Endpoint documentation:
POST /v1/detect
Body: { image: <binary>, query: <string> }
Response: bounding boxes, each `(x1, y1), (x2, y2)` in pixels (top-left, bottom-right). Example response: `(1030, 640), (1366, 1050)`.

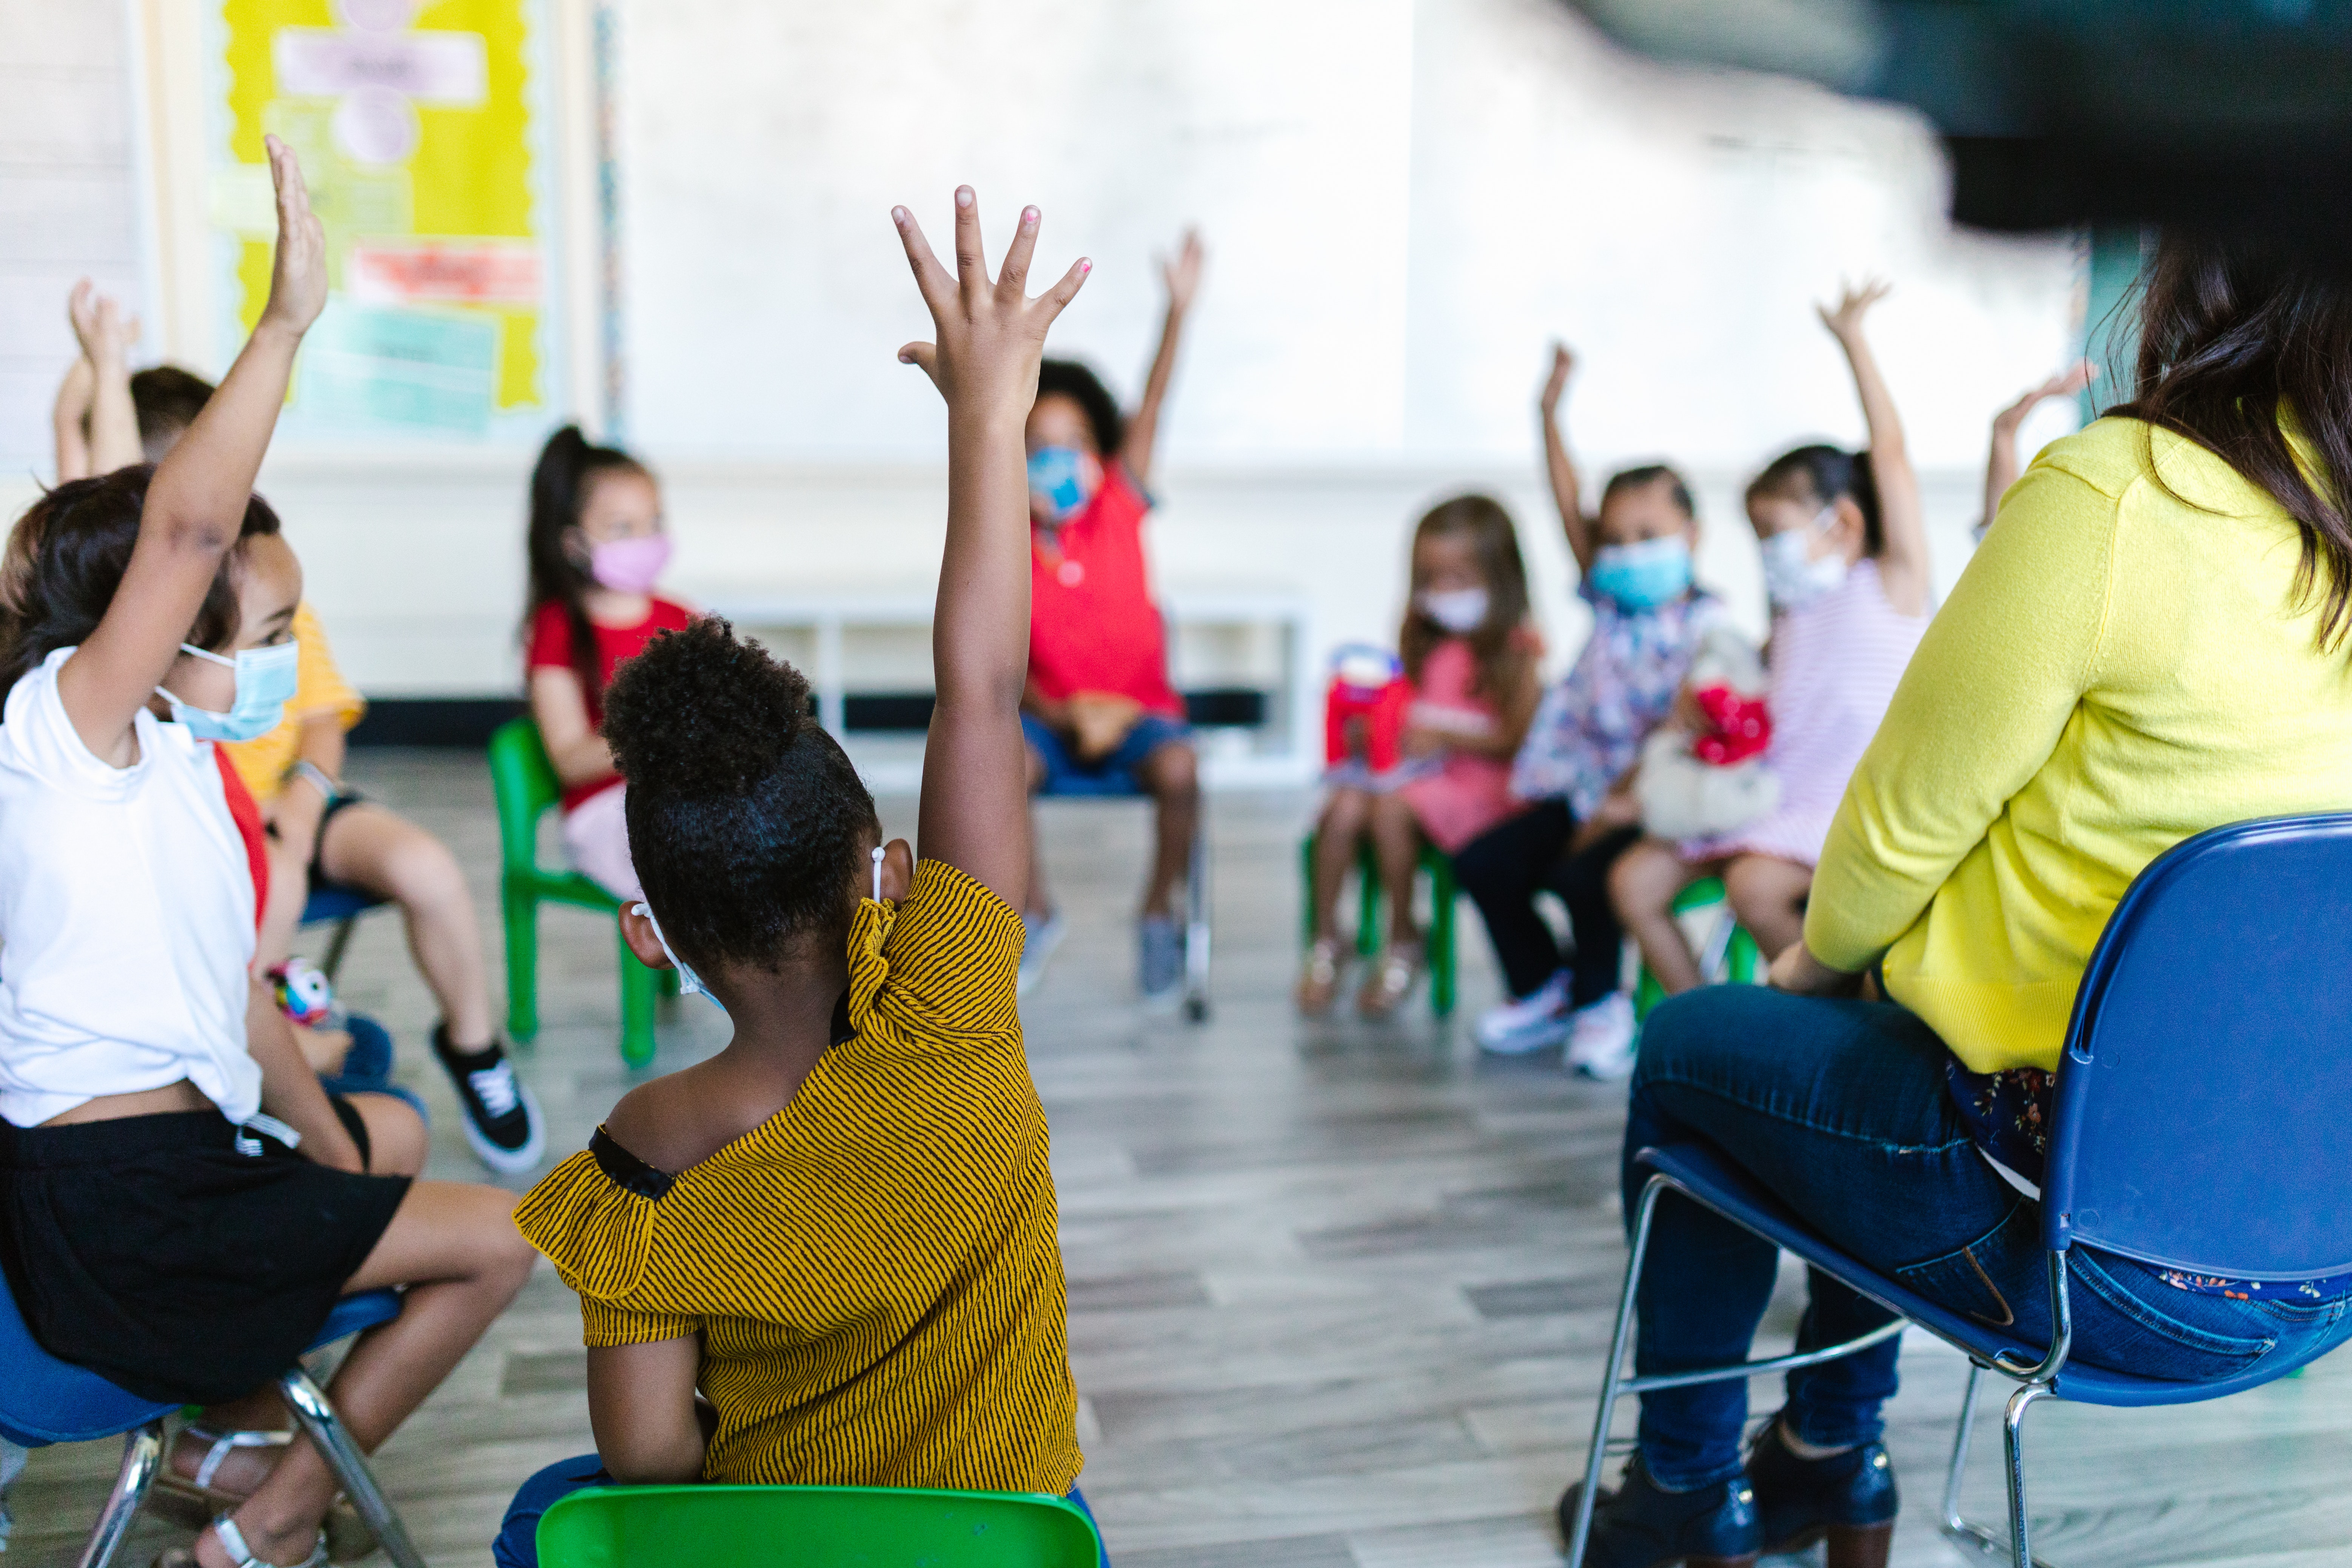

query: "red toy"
(1690, 685), (1772, 767)
(1324, 645), (1412, 773)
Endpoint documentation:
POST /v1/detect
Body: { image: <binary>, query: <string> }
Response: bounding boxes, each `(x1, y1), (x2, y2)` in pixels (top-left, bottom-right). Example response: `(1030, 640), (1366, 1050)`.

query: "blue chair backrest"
(0, 1265), (172, 1448)
(2045, 813), (2352, 1279)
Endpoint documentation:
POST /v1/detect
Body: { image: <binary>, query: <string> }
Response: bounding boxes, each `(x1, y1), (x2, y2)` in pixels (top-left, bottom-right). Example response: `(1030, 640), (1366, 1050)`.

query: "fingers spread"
(1035, 256), (1091, 322)
(998, 205), (1041, 299)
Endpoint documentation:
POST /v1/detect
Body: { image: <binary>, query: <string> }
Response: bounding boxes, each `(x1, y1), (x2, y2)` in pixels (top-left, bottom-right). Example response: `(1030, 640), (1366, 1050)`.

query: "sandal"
(1296, 937), (1346, 1015)
(154, 1514), (327, 1568)
(1357, 940), (1423, 1019)
(150, 1429), (375, 1563)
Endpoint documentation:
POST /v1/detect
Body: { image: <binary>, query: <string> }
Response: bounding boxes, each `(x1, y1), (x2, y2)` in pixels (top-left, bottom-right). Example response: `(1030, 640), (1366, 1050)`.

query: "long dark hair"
(2115, 233), (2352, 652)
(1399, 493), (1533, 701)
(526, 424), (649, 699)
(1, 465), (281, 696)
(1747, 444), (1884, 556)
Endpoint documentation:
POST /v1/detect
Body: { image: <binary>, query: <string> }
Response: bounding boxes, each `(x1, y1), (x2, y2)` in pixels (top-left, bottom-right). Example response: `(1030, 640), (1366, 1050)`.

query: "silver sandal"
(154, 1514), (328, 1568)
(150, 1428), (375, 1563)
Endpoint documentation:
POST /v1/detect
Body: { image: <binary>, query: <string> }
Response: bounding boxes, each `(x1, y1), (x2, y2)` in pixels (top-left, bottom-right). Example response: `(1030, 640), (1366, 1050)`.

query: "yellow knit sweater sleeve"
(1804, 460), (2119, 970)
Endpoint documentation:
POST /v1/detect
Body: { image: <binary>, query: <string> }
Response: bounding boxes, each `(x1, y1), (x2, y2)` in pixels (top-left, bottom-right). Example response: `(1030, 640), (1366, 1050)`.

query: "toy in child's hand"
(1324, 645), (1413, 775)
(270, 958), (337, 1028)
(1636, 623), (1782, 839)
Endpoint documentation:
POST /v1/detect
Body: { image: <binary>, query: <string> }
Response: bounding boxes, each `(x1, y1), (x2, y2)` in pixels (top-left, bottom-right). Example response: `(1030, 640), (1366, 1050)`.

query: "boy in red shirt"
(1021, 229), (1203, 1001)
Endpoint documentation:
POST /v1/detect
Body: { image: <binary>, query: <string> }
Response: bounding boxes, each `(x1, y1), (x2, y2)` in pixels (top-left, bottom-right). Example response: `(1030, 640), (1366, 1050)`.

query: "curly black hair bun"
(602, 617), (878, 977)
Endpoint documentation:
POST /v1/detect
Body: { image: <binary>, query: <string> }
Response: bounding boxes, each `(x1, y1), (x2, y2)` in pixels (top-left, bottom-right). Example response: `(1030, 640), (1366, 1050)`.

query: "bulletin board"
(206, 0), (565, 442)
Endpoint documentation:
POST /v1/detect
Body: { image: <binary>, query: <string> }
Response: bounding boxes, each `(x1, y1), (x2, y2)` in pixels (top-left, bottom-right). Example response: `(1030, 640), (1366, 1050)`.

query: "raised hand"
(1539, 341), (1575, 415)
(893, 188), (1089, 419)
(1818, 278), (1891, 342)
(259, 134), (328, 337)
(1161, 228), (1206, 316)
(66, 282), (136, 369)
(1995, 360), (2097, 432)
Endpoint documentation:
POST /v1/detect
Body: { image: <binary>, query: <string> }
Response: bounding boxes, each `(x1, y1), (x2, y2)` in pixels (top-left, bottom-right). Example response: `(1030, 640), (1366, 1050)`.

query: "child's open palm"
(259, 134), (327, 337)
(66, 282), (139, 368)
(1817, 278), (1890, 341)
(894, 189), (1088, 418)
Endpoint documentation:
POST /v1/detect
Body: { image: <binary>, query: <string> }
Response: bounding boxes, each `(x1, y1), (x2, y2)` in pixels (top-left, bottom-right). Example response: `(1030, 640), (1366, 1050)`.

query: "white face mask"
(1761, 505), (1850, 611)
(631, 901), (722, 1012)
(1416, 587), (1490, 634)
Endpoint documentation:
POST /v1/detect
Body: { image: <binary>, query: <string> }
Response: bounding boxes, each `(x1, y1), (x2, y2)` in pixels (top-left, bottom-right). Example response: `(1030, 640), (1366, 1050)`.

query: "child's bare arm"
(529, 667), (618, 788)
(895, 191), (1088, 910)
(1539, 343), (1597, 571)
(247, 981), (365, 1172)
(52, 352), (93, 483)
(58, 137), (325, 761)
(1118, 228), (1202, 487)
(588, 1338), (706, 1483)
(1819, 281), (1929, 616)
(66, 284), (143, 474)
(1982, 362), (2095, 534)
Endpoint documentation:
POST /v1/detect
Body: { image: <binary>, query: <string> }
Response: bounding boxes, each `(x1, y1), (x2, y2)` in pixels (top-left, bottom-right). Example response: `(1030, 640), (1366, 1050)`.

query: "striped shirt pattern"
(1682, 558), (1928, 868)
(514, 860), (1081, 1493)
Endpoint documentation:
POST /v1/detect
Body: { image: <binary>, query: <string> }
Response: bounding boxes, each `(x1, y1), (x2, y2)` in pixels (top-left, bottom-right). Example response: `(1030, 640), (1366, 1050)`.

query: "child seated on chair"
(1460, 344), (1730, 1079)
(498, 189), (1095, 1568)
(523, 424), (696, 904)
(68, 347), (546, 1174)
(1300, 495), (1541, 1020)
(1018, 228), (1203, 1002)
(1609, 282), (1933, 997)
(0, 143), (533, 1568)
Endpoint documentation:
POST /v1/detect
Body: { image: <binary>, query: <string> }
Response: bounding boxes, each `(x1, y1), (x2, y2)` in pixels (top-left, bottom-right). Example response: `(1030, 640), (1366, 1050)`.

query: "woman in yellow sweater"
(1561, 239), (2352, 1568)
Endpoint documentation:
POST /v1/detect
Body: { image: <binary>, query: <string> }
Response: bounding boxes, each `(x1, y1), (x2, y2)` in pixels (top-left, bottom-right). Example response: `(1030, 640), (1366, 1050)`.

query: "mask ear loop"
(872, 845), (885, 903)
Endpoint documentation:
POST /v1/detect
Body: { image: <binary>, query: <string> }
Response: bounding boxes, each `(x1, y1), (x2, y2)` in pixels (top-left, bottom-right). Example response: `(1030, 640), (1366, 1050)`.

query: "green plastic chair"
(489, 716), (668, 1069)
(1631, 875), (1762, 1023)
(536, 1484), (1104, 1568)
(1297, 832), (1460, 1016)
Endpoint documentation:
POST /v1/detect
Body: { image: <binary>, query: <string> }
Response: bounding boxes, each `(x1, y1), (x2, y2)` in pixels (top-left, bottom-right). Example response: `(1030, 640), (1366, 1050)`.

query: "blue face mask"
(156, 639), (300, 742)
(1587, 536), (1694, 610)
(1027, 446), (1091, 523)
(632, 901), (723, 1012)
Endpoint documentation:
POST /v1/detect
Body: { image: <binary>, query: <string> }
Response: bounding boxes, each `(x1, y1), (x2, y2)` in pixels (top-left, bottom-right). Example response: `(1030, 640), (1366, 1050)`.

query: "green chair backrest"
(536, 1485), (1104, 1568)
(488, 716), (564, 877)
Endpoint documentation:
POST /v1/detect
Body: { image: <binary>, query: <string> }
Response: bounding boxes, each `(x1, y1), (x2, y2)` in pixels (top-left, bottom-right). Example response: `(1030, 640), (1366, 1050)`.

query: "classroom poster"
(209, 0), (562, 441)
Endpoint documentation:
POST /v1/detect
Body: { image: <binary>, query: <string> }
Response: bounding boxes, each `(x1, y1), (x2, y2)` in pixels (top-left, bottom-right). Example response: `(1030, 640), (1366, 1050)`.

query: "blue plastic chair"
(301, 883), (389, 985)
(0, 1276), (423, 1568)
(1567, 813), (2352, 1568)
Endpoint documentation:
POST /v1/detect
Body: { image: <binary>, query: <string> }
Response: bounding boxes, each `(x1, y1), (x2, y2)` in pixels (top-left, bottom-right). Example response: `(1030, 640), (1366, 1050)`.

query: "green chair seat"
(536, 1483), (1103, 1568)
(489, 716), (668, 1068)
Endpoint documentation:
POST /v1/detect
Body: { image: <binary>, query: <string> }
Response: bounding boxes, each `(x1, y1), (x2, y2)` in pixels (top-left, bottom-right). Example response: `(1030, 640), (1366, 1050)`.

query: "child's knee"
(1144, 739), (1198, 800)
(1320, 787), (1371, 836)
(1608, 840), (1672, 910)
(353, 1093), (428, 1176)
(377, 826), (469, 910)
(1723, 856), (1808, 922)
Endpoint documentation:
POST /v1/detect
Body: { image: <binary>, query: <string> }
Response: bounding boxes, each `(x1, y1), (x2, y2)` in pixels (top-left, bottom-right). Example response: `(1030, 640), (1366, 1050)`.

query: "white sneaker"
(1475, 970), (1575, 1054)
(1017, 910), (1066, 998)
(1566, 992), (1638, 1080)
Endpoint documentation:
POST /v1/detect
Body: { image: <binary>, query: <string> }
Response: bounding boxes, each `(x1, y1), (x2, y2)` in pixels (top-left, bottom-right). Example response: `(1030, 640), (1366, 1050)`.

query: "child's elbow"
(599, 1434), (705, 1486)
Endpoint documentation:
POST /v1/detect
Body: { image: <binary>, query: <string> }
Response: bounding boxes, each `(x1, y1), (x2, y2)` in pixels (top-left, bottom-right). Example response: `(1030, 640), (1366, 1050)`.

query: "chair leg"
(2002, 1382), (2054, 1568)
(502, 886), (541, 1043)
(1355, 842), (1382, 957)
(279, 1368), (426, 1568)
(77, 1419), (163, 1568)
(320, 917), (360, 986)
(1566, 1175), (1667, 1568)
(1183, 819), (1211, 1023)
(1426, 855), (1456, 1017)
(1941, 1361), (1987, 1539)
(618, 934), (659, 1070)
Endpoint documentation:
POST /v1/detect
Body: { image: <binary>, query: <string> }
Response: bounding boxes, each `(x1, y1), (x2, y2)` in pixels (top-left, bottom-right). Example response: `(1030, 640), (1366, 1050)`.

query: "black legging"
(1450, 800), (1640, 1006)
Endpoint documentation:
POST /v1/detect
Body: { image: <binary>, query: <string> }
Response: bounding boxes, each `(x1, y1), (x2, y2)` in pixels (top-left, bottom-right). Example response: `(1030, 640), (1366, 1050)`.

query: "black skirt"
(0, 1108), (411, 1404)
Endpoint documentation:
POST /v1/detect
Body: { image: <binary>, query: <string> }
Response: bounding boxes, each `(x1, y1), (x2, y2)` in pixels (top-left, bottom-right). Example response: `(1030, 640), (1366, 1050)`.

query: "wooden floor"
(11, 752), (2352, 1566)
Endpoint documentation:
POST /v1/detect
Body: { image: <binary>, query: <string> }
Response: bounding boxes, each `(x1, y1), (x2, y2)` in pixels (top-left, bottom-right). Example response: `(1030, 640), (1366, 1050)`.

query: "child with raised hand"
(498, 189), (1095, 1565)
(0, 137), (532, 1568)
(522, 425), (695, 903)
(1980, 360), (2096, 539)
(1300, 494), (1543, 1020)
(1609, 281), (1933, 994)
(50, 280), (143, 482)
(1018, 228), (1203, 1002)
(1461, 343), (1731, 1075)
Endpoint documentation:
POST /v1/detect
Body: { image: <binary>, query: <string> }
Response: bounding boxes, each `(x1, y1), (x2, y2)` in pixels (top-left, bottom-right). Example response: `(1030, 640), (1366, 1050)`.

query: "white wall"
(2, 0), (2091, 761)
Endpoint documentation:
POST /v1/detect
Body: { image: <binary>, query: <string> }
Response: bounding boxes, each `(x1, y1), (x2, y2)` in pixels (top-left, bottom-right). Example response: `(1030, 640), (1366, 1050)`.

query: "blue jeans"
(1023, 711), (1190, 797)
(1625, 984), (2352, 1488)
(493, 1454), (1111, 1567)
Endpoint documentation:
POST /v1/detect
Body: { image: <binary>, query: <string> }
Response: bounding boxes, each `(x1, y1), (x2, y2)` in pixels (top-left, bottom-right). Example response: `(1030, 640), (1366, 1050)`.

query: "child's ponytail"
(524, 423), (648, 699)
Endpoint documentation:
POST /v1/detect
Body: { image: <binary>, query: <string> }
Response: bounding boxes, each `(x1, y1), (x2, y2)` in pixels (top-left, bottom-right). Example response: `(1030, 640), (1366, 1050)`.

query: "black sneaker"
(1556, 1453), (1761, 1568)
(1745, 1417), (1898, 1567)
(431, 1024), (546, 1174)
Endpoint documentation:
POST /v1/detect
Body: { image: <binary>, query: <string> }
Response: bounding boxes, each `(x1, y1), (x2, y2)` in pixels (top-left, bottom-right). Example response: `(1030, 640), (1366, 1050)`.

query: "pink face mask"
(589, 534), (671, 594)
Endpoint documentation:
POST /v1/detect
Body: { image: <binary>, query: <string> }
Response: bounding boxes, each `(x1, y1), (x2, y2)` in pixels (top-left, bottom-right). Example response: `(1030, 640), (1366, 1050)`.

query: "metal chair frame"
(1567, 813), (2352, 1568)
